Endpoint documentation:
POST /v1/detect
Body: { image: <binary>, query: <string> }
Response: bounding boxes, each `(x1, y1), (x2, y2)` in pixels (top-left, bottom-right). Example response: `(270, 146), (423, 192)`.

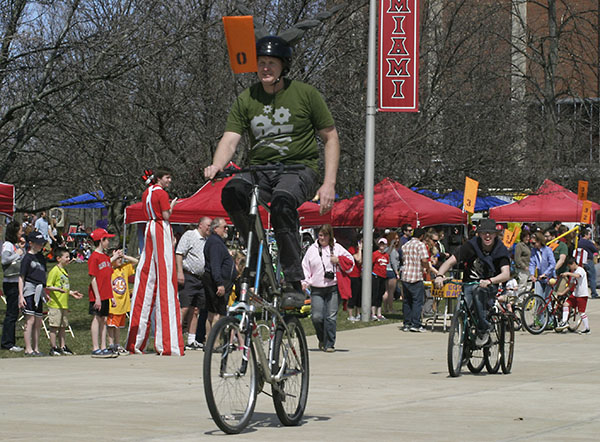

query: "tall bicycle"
(446, 280), (513, 377)
(203, 164), (309, 434)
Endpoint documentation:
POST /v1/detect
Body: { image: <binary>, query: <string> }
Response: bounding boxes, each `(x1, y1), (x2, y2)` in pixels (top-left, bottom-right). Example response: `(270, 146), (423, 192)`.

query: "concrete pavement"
(1, 302), (600, 441)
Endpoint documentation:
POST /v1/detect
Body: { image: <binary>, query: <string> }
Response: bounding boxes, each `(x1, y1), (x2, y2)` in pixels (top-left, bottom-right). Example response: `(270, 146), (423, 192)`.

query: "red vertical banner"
(378, 0), (420, 112)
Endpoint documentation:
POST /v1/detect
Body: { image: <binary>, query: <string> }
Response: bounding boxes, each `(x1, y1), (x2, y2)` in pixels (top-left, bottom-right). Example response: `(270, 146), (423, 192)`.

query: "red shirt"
(88, 251), (113, 301)
(372, 250), (389, 278)
(347, 246), (362, 278)
(142, 184), (170, 221)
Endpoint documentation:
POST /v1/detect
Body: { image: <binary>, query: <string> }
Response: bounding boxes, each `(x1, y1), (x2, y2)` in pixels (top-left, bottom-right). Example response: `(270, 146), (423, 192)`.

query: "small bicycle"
(203, 164), (309, 434)
(446, 280), (513, 377)
(520, 276), (581, 335)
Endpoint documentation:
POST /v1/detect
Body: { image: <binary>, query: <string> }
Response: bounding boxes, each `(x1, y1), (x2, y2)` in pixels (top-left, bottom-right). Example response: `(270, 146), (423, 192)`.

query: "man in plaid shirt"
(401, 227), (430, 332)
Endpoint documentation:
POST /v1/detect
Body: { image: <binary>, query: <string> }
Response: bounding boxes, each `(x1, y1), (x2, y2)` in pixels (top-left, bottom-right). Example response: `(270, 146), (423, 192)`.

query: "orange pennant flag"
(581, 200), (592, 224)
(222, 16), (257, 74)
(577, 180), (588, 201)
(463, 177), (479, 214)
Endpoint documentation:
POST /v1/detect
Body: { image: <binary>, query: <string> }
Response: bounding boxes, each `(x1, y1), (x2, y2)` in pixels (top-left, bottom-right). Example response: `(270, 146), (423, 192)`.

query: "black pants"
(1, 282), (19, 349)
(222, 166), (318, 282)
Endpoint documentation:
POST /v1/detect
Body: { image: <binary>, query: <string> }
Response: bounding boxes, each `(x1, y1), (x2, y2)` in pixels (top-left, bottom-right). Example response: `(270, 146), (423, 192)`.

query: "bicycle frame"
(221, 167), (304, 389)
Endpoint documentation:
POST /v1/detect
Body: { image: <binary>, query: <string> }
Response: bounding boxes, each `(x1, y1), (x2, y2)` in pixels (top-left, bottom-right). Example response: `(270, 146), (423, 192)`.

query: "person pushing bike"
(204, 35), (340, 298)
(435, 219), (511, 346)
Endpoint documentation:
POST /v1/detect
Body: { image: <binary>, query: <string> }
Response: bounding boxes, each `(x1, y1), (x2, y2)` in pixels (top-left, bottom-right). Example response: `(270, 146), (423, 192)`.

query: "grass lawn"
(1, 262), (406, 358)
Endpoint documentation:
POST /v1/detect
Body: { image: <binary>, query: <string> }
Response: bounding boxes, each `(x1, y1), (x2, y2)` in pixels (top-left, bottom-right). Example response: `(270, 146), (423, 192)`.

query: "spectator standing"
(175, 216), (211, 350)
(383, 234), (400, 314)
(401, 228), (429, 332)
(371, 238), (389, 321)
(346, 236), (362, 321)
(302, 224), (354, 352)
(1, 220), (25, 352)
(46, 247), (83, 355)
(202, 218), (237, 337)
(127, 167), (184, 356)
(88, 228), (119, 358)
(34, 210), (56, 247)
(18, 231), (48, 356)
(400, 224), (413, 246)
(514, 230), (531, 292)
(108, 251), (138, 355)
(529, 231), (556, 303)
(577, 228), (598, 298)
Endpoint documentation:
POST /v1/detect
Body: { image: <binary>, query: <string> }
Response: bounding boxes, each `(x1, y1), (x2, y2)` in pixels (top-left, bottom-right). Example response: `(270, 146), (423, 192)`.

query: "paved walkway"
(2, 302), (599, 441)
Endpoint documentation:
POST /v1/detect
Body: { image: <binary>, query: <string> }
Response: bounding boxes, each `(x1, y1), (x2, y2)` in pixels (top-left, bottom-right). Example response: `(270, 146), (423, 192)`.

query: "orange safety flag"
(581, 200), (592, 224)
(463, 176), (479, 214)
(577, 180), (588, 201)
(502, 224), (520, 248)
(222, 16), (257, 74)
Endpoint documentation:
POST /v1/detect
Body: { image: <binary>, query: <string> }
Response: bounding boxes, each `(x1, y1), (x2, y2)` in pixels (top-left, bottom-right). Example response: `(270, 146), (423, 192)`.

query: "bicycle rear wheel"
(521, 294), (548, 334)
(272, 316), (309, 426)
(484, 317), (502, 374)
(447, 307), (466, 377)
(501, 317), (515, 374)
(203, 316), (258, 434)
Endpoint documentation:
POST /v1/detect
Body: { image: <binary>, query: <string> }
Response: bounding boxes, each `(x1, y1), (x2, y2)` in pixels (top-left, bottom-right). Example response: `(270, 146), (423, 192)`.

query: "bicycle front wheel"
(501, 316), (515, 374)
(272, 316), (309, 426)
(467, 347), (485, 374)
(203, 316), (258, 434)
(484, 317), (502, 374)
(521, 294), (548, 334)
(567, 308), (582, 332)
(447, 307), (466, 377)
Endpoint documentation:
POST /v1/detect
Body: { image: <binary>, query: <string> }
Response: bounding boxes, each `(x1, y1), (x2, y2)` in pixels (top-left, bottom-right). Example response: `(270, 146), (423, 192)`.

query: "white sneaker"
(555, 321), (568, 332)
(8, 345), (24, 352)
(355, 314), (361, 321)
(347, 315), (356, 322)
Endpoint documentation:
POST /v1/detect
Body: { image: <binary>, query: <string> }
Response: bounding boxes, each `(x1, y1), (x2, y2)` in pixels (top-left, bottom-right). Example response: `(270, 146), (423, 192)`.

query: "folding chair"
(42, 288), (75, 339)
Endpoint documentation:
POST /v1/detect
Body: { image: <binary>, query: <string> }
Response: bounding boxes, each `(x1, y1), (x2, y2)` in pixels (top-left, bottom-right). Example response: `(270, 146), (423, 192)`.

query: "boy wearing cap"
(434, 219), (511, 346)
(18, 231), (48, 356)
(88, 228), (119, 358)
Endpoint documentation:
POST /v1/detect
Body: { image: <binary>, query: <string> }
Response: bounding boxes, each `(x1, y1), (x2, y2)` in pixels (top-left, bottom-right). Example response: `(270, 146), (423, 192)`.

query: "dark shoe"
(50, 347), (62, 356)
(61, 345), (74, 355)
(475, 332), (490, 347)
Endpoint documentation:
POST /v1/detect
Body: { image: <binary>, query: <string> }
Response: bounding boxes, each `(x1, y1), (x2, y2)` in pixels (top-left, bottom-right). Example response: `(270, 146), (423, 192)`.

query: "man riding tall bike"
(203, 35), (340, 300)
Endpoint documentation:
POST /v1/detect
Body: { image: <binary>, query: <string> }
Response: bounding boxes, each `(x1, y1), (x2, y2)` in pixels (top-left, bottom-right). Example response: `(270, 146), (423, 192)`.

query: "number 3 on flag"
(223, 16), (257, 74)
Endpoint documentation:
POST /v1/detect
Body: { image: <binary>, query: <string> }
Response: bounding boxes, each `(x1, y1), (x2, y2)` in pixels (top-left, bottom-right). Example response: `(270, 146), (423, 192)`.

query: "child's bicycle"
(520, 276), (582, 335)
(446, 279), (514, 377)
(203, 164), (309, 434)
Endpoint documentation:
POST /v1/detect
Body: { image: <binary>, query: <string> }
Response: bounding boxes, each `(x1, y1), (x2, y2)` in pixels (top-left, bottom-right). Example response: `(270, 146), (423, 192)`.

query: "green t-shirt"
(224, 79), (335, 172)
(553, 241), (568, 275)
(46, 265), (70, 309)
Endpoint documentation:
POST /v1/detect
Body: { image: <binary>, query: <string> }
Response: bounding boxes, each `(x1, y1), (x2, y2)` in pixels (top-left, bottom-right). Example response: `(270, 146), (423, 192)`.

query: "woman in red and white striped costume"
(126, 167), (184, 355)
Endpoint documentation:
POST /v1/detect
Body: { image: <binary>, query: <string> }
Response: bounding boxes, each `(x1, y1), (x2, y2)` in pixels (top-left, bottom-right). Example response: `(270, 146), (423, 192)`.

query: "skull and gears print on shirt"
(224, 78), (335, 173)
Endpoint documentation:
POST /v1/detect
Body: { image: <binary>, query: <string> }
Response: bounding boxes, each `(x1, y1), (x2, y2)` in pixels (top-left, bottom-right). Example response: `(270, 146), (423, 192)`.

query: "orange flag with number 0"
(222, 16), (257, 74)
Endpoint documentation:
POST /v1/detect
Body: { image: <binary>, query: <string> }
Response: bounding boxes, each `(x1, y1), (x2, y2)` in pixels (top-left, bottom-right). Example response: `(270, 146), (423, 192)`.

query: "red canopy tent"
(0, 182), (15, 217)
(331, 178), (467, 227)
(489, 179), (600, 223)
(125, 179), (330, 227)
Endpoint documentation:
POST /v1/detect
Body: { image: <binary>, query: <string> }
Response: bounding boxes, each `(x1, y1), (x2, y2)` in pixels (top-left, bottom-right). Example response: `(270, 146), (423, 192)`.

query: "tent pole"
(122, 209), (127, 253)
(361, 0), (377, 322)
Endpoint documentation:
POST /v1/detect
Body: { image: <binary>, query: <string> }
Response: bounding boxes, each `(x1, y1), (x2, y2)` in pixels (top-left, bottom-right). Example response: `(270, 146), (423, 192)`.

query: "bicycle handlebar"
(214, 163), (305, 180)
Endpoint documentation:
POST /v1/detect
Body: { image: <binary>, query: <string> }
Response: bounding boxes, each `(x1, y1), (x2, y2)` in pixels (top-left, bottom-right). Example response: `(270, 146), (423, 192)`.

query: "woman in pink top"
(302, 224), (354, 352)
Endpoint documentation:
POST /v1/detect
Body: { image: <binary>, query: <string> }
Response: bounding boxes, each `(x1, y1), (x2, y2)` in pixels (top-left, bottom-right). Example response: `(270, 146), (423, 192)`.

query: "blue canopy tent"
(58, 190), (106, 209)
(436, 190), (509, 212)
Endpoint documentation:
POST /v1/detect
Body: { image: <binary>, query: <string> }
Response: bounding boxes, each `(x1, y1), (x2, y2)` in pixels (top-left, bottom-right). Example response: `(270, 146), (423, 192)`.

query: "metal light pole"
(361, 0), (377, 322)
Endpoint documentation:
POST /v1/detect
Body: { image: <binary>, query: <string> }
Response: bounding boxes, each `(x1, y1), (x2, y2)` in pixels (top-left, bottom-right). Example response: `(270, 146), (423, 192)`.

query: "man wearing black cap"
(204, 35), (340, 298)
(434, 219), (510, 346)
